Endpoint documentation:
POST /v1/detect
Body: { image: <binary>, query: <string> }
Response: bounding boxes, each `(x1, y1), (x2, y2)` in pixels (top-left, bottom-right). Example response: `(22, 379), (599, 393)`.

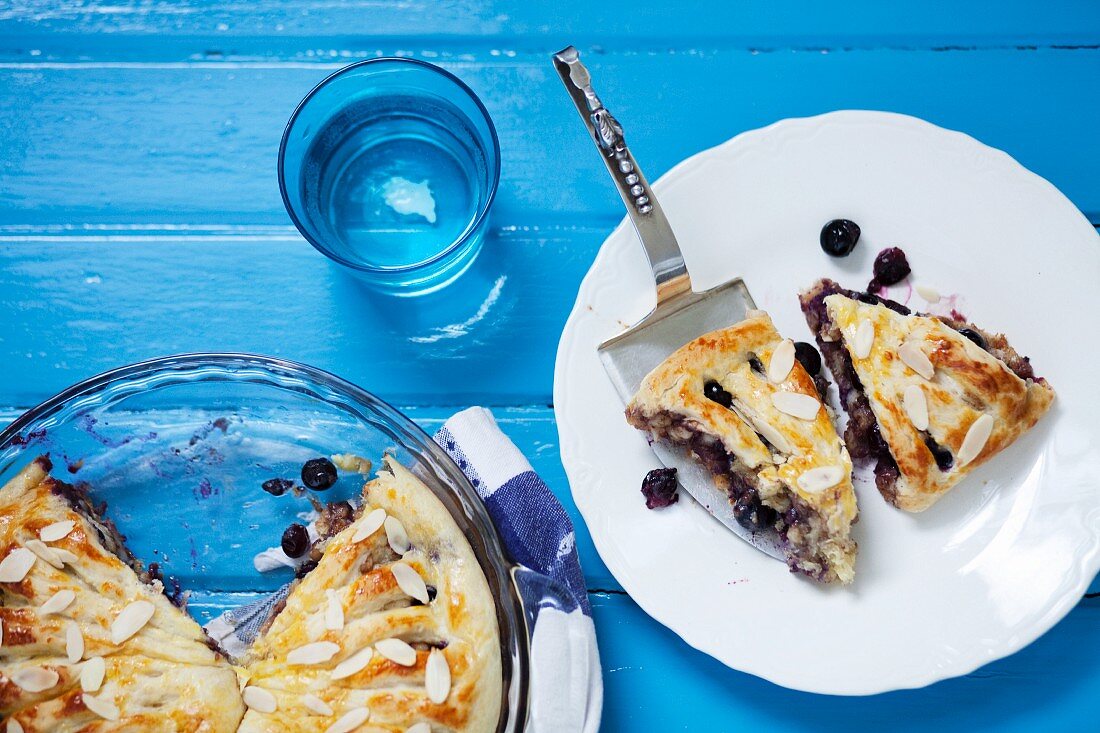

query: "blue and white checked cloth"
(206, 407), (602, 733)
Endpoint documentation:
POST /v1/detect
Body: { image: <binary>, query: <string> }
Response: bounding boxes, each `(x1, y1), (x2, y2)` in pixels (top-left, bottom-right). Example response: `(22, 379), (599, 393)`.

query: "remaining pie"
(800, 278), (1056, 512)
(625, 310), (858, 584)
(238, 456), (502, 732)
(0, 456), (245, 731)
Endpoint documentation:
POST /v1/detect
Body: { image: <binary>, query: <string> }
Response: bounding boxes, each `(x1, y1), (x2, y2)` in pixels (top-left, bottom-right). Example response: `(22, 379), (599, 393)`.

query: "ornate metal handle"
(552, 45), (692, 302)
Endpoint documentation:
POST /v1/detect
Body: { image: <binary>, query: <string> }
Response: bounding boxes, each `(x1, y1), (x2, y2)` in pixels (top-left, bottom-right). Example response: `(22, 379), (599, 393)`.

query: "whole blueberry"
(261, 478), (294, 497)
(870, 247), (911, 287)
(793, 342), (822, 376)
(732, 494), (778, 530)
(641, 467), (679, 509)
(703, 379), (733, 408)
(301, 457), (338, 491)
(957, 327), (987, 350)
(820, 219), (861, 257)
(281, 523), (310, 558)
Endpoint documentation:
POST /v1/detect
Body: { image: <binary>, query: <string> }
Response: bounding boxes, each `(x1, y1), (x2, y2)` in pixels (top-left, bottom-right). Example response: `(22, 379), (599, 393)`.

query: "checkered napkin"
(204, 407), (603, 733)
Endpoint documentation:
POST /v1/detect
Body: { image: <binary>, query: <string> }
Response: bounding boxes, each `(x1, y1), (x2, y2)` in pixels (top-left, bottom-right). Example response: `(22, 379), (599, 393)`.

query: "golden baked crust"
(824, 293), (1056, 511)
(239, 457), (502, 732)
(626, 310), (858, 584)
(0, 459), (245, 731)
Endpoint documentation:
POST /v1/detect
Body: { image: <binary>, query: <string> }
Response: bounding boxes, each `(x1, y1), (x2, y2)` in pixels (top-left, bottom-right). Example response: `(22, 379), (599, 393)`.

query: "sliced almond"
(425, 648), (451, 704)
(82, 693), (120, 721)
(406, 725), (431, 733)
(771, 392), (821, 421)
(24, 539), (64, 570)
(903, 384), (929, 431)
(749, 417), (792, 454)
(0, 547), (37, 582)
(287, 641), (340, 666)
(242, 686), (277, 714)
(352, 508), (387, 544)
(39, 520), (76, 543)
(40, 589), (76, 616)
(331, 646), (374, 680)
(80, 656), (106, 692)
(7, 717), (24, 733)
(324, 589), (344, 631)
(898, 340), (935, 380)
(12, 667), (59, 692)
(958, 414), (995, 466)
(797, 466), (845, 494)
(326, 708), (371, 733)
(303, 693), (334, 716)
(915, 285), (941, 303)
(65, 621), (85, 664)
(384, 516), (410, 555)
(110, 600), (155, 645)
(51, 548), (79, 565)
(391, 562), (429, 604)
(852, 319), (875, 359)
(767, 339), (796, 383)
(374, 638), (416, 667)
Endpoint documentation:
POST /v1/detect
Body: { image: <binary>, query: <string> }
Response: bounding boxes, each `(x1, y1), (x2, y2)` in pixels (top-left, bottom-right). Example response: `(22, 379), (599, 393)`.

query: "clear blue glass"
(279, 59), (500, 295)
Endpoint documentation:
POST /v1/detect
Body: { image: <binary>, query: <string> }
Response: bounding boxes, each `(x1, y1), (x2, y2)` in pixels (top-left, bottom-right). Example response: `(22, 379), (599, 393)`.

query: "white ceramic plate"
(554, 111), (1100, 695)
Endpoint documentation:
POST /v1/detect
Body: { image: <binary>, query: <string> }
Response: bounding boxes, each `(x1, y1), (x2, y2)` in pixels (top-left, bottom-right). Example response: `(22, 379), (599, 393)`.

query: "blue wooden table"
(2, 2), (1099, 729)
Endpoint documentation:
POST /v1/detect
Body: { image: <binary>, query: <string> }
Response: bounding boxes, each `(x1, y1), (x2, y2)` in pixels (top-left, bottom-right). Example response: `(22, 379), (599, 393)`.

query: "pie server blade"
(552, 46), (785, 563)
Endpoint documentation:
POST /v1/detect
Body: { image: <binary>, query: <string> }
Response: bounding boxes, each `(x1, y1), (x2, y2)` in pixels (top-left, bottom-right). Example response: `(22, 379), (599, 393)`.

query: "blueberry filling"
(956, 327), (986, 349)
(731, 485), (778, 530)
(703, 379), (733, 408)
(747, 356), (765, 375)
(793, 341), (821, 376)
(410, 585), (439, 607)
(640, 467), (679, 509)
(923, 435), (954, 471)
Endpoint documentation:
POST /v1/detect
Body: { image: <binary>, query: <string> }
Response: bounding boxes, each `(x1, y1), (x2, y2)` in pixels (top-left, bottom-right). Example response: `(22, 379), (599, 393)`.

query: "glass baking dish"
(0, 353), (563, 732)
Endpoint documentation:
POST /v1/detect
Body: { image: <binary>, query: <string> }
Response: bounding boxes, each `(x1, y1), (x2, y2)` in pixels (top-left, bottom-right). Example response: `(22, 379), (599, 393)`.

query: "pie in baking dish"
(800, 278), (1056, 512)
(239, 456), (502, 732)
(625, 310), (859, 584)
(0, 456), (245, 731)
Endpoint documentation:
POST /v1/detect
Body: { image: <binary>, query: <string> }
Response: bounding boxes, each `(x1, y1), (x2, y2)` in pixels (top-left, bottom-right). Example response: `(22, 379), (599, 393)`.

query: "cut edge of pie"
(625, 310), (858, 585)
(799, 278), (1056, 512)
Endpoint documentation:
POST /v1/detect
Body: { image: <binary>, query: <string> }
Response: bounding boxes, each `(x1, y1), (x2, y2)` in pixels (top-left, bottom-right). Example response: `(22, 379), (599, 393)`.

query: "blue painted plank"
(0, 230), (597, 406)
(2, 0), (1098, 47)
(593, 591), (1100, 731)
(0, 50), (1099, 228)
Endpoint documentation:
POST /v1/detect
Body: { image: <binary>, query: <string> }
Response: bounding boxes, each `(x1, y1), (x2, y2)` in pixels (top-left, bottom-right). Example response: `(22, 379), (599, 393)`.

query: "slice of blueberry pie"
(800, 278), (1055, 512)
(239, 456), (501, 733)
(626, 311), (858, 584)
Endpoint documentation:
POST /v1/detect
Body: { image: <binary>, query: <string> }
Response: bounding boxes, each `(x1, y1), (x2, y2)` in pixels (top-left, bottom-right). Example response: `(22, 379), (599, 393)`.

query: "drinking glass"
(279, 59), (500, 294)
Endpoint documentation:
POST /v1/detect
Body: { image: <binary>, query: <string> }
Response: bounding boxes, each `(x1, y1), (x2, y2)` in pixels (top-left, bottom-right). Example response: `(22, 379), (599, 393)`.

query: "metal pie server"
(552, 46), (783, 561)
